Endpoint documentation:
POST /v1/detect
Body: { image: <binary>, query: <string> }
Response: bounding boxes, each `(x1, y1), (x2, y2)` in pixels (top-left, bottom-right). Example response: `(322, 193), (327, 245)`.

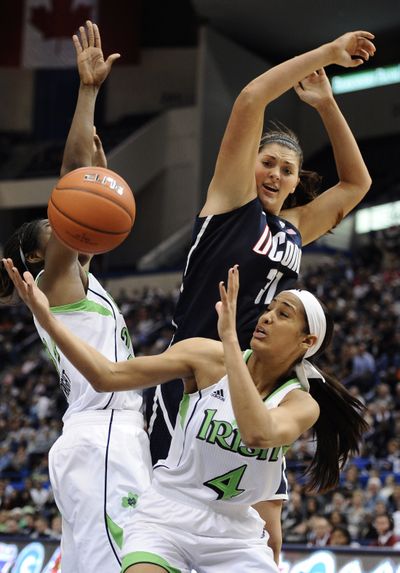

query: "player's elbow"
(91, 376), (107, 392)
(235, 83), (266, 112)
(90, 369), (113, 393)
(241, 431), (271, 449)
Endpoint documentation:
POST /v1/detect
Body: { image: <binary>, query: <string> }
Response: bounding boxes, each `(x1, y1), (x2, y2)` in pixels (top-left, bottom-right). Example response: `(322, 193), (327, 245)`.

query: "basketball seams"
(53, 186), (135, 223)
(49, 197), (130, 236)
(48, 166), (135, 254)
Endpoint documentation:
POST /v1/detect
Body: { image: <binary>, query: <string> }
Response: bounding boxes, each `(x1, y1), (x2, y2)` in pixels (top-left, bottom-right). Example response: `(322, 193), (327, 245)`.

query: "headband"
(286, 289), (327, 391)
(261, 134), (302, 156)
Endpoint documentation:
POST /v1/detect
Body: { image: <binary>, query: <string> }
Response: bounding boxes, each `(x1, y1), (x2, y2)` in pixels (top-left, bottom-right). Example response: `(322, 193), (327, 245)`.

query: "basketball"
(48, 166), (136, 254)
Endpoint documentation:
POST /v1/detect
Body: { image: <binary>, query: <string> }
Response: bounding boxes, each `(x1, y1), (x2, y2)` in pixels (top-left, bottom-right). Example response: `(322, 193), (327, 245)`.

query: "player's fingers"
(72, 34), (82, 54)
(361, 40), (376, 57)
(219, 281), (228, 303)
(106, 54), (121, 68)
(356, 48), (370, 61)
(2, 258), (16, 281)
(93, 23), (101, 50)
(349, 58), (364, 68)
(316, 68), (326, 76)
(79, 26), (88, 50)
(86, 20), (94, 47)
(23, 271), (35, 286)
(93, 134), (102, 149)
(354, 31), (375, 40)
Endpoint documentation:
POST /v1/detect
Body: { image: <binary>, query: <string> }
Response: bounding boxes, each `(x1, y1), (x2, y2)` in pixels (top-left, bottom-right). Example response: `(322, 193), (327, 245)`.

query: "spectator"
(371, 514), (400, 548)
(307, 516), (332, 547)
(328, 525), (353, 546)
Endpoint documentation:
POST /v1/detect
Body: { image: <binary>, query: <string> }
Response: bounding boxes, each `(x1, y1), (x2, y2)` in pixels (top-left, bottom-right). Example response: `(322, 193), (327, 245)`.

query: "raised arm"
(3, 260), (195, 391)
(283, 68), (372, 245)
(216, 266), (319, 447)
(61, 20), (119, 176)
(42, 21), (119, 304)
(201, 31), (375, 216)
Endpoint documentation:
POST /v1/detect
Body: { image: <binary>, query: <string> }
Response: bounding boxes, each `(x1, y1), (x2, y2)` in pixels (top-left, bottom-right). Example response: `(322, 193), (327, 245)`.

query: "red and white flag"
(0, 0), (139, 68)
(22, 0), (97, 68)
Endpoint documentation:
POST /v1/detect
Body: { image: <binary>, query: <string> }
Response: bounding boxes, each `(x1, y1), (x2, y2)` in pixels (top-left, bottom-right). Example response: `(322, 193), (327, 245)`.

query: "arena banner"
(0, 540), (60, 573)
(280, 547), (400, 572)
(0, 539), (399, 572)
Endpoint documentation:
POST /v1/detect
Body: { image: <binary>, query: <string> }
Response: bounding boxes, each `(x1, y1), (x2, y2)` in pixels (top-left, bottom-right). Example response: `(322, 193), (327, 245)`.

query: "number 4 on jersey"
(204, 465), (247, 500)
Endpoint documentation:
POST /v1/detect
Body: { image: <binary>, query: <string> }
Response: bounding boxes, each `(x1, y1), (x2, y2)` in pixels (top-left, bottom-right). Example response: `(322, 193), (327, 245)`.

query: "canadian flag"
(1, 0), (139, 68)
(23, 0), (97, 68)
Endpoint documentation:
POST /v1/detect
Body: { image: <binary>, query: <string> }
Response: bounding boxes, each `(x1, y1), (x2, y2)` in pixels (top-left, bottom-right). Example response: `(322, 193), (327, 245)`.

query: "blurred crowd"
(0, 228), (399, 547)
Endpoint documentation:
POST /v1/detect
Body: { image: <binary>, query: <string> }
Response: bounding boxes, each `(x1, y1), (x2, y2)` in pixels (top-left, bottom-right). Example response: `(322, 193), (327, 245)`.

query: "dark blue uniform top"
(147, 197), (302, 465)
(173, 197), (302, 348)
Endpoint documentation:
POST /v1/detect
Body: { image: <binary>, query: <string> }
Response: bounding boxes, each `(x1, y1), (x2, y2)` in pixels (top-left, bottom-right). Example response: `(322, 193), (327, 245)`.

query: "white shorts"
(122, 487), (278, 573)
(49, 409), (152, 573)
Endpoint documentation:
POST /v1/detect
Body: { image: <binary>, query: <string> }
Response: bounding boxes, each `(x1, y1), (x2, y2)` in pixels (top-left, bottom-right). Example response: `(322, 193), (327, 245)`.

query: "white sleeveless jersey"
(34, 272), (142, 422)
(153, 350), (303, 511)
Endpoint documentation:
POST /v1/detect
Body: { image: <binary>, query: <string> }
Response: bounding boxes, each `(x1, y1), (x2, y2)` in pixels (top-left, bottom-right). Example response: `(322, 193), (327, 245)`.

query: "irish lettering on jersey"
(196, 408), (283, 462)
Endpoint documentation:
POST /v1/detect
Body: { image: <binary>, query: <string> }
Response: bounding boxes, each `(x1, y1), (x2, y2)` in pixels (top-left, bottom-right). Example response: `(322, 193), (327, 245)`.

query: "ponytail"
(282, 169), (322, 210)
(297, 303), (368, 492)
(306, 373), (368, 492)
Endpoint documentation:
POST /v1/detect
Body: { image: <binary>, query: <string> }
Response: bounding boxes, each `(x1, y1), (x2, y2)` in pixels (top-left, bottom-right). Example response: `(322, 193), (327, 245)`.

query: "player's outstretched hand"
(73, 20), (120, 87)
(329, 31), (376, 68)
(294, 68), (333, 109)
(216, 265), (239, 343)
(2, 259), (52, 328)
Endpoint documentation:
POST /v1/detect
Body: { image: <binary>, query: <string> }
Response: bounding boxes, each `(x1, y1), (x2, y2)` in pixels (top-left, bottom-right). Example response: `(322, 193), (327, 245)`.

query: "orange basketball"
(48, 167), (136, 254)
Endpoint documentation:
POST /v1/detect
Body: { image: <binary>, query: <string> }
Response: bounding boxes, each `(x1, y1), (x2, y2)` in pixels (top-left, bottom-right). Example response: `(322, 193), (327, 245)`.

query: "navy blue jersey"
(147, 198), (302, 465)
(173, 198), (302, 349)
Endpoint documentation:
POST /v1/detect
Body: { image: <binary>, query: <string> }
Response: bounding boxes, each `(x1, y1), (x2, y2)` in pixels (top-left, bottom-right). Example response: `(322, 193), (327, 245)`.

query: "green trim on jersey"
(264, 378), (301, 402)
(50, 297), (113, 317)
(106, 513), (123, 549)
(122, 551), (181, 573)
(243, 348), (253, 363)
(179, 393), (190, 428)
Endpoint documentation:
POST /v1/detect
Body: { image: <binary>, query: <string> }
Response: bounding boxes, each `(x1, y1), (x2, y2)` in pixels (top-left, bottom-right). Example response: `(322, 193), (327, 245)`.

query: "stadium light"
(355, 201), (400, 233)
(332, 64), (400, 94)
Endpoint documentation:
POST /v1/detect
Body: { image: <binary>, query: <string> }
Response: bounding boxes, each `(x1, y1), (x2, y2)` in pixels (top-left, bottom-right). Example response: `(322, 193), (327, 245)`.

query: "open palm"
(73, 21), (120, 87)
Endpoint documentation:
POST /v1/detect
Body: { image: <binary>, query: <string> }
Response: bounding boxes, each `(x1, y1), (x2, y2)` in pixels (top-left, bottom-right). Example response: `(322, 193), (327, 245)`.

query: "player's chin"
(258, 193), (280, 215)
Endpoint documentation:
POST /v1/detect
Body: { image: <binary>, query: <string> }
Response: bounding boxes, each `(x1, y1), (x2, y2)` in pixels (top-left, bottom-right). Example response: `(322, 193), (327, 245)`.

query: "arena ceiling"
(191, 0), (400, 66)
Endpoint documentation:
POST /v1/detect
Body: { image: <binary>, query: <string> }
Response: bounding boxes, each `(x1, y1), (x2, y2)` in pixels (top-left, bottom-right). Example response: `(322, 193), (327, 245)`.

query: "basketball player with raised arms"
(2, 262), (368, 573)
(0, 22), (152, 573)
(146, 30), (376, 557)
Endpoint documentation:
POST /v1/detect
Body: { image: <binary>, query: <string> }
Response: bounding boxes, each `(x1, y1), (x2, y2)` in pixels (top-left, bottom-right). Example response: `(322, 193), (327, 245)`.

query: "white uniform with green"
(34, 272), (152, 573)
(122, 350), (302, 573)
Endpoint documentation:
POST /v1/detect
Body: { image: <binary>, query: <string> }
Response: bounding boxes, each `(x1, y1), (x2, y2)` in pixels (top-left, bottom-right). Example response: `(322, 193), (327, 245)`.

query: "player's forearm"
(42, 312), (116, 390)
(60, 84), (99, 176)
(241, 43), (336, 109)
(316, 98), (371, 193)
(222, 337), (274, 447)
(39, 313), (191, 392)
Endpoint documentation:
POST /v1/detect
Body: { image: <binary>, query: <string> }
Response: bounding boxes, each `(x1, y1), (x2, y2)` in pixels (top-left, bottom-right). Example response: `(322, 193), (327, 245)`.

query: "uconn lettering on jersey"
(253, 223), (301, 305)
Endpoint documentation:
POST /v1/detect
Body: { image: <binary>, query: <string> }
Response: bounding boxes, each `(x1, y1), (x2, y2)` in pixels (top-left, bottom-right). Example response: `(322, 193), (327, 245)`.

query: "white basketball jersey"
(153, 350), (302, 510)
(34, 272), (142, 421)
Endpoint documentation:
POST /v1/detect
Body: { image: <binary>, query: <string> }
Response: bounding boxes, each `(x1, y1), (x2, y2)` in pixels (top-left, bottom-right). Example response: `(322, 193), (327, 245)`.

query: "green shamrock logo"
(122, 492), (138, 509)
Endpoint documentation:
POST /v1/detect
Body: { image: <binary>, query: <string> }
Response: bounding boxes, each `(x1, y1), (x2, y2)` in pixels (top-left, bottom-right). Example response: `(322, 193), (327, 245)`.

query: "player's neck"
(247, 354), (291, 396)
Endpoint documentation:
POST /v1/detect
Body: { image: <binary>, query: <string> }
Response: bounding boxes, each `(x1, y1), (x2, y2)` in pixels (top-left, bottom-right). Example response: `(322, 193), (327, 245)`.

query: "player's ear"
(26, 250), (44, 264)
